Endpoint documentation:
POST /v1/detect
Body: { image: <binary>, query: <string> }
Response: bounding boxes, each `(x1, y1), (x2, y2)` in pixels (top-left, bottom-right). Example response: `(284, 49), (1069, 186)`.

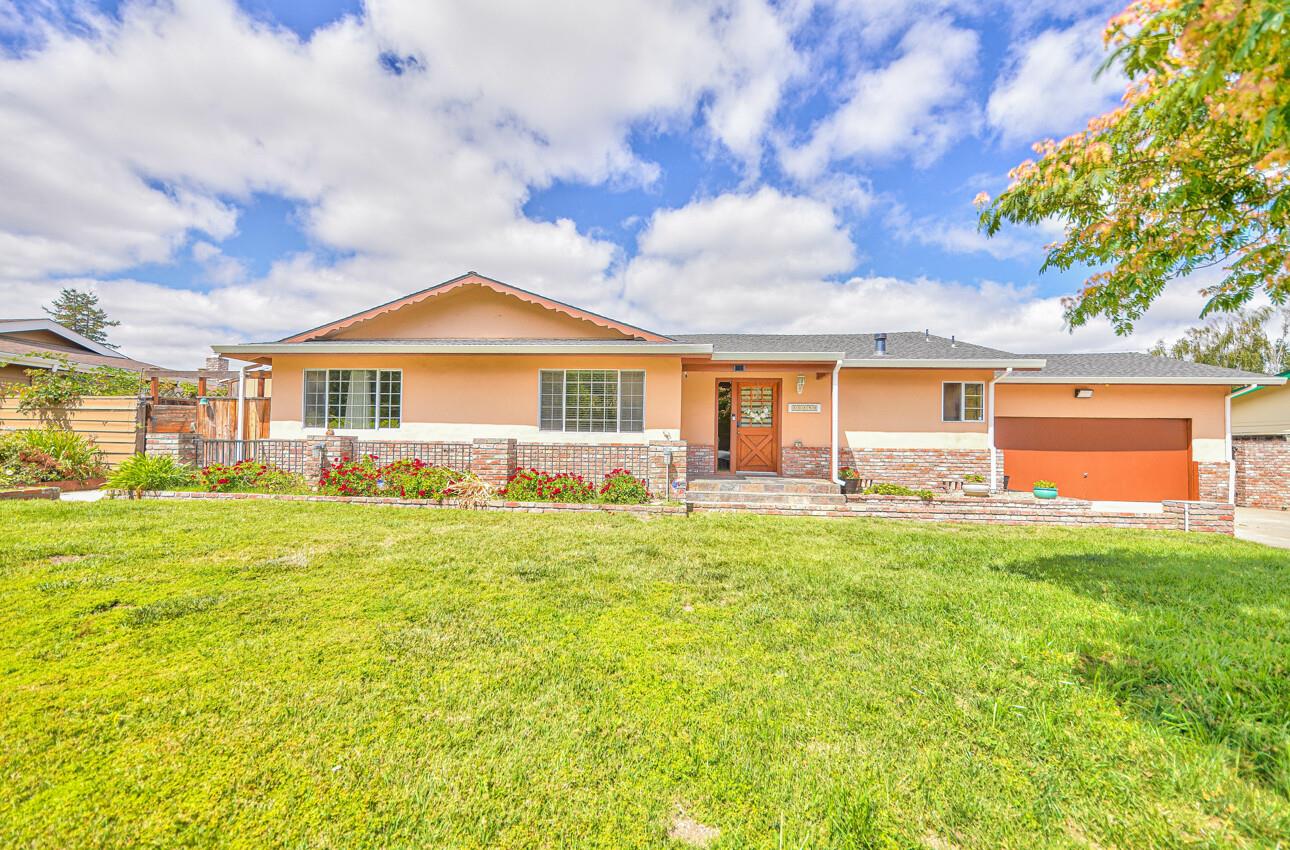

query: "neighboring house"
(1229, 371), (1290, 509)
(214, 272), (1283, 503)
(0, 318), (157, 384)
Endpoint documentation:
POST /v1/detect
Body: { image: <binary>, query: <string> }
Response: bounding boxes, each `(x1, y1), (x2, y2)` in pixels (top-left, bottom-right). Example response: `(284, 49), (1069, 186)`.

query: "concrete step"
(686, 477), (841, 496)
(687, 501), (852, 515)
(684, 490), (846, 506)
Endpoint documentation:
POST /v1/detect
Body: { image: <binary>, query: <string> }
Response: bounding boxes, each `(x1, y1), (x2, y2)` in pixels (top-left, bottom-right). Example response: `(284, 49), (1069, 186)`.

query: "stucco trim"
(268, 420), (675, 444)
(1192, 438), (1228, 462)
(843, 430), (991, 450)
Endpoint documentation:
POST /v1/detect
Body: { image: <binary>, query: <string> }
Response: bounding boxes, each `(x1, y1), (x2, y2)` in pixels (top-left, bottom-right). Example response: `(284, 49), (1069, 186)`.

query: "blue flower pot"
(1033, 487), (1058, 500)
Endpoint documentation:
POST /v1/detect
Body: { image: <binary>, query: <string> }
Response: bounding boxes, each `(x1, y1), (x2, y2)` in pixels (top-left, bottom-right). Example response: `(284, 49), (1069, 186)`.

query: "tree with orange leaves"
(978, 0), (1289, 334)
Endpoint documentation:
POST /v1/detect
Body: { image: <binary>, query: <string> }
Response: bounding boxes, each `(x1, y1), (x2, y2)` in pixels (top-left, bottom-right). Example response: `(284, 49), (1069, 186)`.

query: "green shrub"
(198, 460), (308, 494)
(839, 466), (860, 480)
(598, 469), (650, 504)
(963, 473), (985, 484)
(1033, 480), (1057, 489)
(317, 455), (471, 499)
(0, 429), (106, 486)
(862, 482), (935, 501)
(106, 454), (195, 495)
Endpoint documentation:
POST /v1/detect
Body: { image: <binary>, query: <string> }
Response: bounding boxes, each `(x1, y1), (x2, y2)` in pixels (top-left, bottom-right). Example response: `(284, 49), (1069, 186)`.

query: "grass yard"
(2, 502), (1288, 849)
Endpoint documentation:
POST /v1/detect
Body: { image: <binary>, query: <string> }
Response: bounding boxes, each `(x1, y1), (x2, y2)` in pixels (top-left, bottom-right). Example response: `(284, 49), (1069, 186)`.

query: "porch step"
(687, 501), (851, 516)
(684, 490), (846, 507)
(686, 477), (841, 496)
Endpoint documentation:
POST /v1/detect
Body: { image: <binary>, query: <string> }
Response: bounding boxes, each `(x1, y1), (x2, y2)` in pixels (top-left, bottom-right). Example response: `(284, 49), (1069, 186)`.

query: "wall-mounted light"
(1074, 387), (1094, 399)
(795, 374), (806, 395)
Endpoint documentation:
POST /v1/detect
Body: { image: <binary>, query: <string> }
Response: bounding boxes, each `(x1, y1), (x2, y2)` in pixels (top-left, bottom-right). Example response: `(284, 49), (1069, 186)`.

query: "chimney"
(874, 333), (887, 356)
(204, 355), (230, 373)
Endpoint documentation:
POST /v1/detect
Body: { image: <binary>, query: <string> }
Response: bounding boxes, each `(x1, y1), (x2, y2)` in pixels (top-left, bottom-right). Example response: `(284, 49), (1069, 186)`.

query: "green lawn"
(2, 502), (1288, 849)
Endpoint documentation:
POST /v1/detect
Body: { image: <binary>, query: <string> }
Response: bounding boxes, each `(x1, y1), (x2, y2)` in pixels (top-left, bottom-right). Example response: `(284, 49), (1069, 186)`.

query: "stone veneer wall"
(844, 447), (990, 489)
(1233, 436), (1290, 508)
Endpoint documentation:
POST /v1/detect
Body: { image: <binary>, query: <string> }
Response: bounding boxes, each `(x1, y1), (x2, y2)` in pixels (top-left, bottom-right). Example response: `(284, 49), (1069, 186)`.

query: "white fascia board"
(0, 319), (124, 359)
(212, 342), (713, 355)
(841, 358), (1048, 369)
(998, 375), (1287, 386)
(709, 351), (846, 362)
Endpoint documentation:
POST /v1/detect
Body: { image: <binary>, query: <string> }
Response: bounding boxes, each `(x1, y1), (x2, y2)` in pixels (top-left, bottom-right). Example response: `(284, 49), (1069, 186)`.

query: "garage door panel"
(998, 416), (1193, 501)
(1004, 449), (1191, 501)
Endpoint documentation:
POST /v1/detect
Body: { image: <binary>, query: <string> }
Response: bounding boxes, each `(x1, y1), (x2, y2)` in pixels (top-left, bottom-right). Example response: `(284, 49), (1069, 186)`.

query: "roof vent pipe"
(950, 334), (957, 347)
(874, 333), (887, 356)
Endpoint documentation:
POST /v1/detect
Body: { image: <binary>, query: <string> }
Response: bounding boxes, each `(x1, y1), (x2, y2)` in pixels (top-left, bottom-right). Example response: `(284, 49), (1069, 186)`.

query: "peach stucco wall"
(680, 368), (834, 446)
(271, 354), (681, 436)
(839, 369), (994, 434)
(995, 383), (1227, 439)
(328, 286), (629, 341)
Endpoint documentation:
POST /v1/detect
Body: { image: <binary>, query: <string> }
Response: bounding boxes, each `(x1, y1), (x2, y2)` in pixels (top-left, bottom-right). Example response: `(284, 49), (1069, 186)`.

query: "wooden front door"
(733, 381), (778, 473)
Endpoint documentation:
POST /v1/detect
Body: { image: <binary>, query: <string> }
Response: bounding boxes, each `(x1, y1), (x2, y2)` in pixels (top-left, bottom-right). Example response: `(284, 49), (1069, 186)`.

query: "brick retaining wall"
(133, 490), (686, 515)
(782, 445), (831, 478)
(686, 444), (715, 477)
(1233, 436), (1289, 508)
(842, 447), (990, 489)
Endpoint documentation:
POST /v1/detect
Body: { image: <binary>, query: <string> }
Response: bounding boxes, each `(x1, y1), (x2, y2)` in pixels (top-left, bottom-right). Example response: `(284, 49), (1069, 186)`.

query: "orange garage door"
(996, 417), (1193, 501)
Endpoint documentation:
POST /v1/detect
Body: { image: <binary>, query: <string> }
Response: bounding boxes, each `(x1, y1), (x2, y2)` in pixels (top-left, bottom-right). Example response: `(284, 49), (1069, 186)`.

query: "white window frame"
(941, 380), (985, 423)
(537, 368), (646, 433)
(302, 368), (403, 431)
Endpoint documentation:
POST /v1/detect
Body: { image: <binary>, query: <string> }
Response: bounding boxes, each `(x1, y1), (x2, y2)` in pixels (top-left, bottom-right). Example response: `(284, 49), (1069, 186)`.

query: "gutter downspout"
(988, 368), (1012, 491)
(830, 359), (843, 486)
(236, 363), (248, 457)
(1225, 384), (1255, 504)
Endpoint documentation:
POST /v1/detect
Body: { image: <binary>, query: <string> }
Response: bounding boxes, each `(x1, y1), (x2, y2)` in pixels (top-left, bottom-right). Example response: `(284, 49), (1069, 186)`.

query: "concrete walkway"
(1235, 508), (1290, 549)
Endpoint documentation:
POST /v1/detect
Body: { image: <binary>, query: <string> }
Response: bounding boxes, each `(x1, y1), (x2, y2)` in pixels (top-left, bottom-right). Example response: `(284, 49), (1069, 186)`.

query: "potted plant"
(1032, 479), (1058, 499)
(962, 473), (989, 497)
(839, 467), (860, 494)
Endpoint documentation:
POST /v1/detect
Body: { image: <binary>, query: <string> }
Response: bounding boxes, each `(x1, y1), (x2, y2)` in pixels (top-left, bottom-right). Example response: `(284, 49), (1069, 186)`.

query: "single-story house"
(0, 318), (157, 384)
(214, 272), (1283, 503)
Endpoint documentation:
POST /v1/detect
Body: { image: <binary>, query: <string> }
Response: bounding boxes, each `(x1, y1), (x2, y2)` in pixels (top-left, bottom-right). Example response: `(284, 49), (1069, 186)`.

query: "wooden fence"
(0, 395), (145, 466)
(146, 397), (270, 440)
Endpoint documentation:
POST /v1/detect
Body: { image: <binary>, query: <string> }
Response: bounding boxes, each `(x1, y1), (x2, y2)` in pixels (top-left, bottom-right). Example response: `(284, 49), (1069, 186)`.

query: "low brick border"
(688, 492), (1233, 534)
(119, 490), (687, 515)
(0, 487), (60, 501)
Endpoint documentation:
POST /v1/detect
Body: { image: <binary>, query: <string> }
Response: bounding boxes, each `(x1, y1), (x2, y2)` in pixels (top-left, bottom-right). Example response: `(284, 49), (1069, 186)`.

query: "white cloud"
(621, 189), (1212, 355)
(781, 18), (980, 178)
(987, 18), (1126, 145)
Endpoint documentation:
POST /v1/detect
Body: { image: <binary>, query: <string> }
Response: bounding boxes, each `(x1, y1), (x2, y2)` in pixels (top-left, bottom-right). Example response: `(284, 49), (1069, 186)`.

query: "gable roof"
(0, 319), (158, 372)
(1001, 352), (1284, 385)
(282, 272), (673, 343)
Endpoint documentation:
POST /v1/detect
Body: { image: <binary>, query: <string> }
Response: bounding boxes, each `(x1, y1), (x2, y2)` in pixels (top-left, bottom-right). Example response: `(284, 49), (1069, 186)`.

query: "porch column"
(648, 440), (687, 499)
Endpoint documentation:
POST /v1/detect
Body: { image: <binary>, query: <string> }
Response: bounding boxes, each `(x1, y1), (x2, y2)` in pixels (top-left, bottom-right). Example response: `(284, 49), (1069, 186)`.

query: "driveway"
(1235, 508), (1290, 549)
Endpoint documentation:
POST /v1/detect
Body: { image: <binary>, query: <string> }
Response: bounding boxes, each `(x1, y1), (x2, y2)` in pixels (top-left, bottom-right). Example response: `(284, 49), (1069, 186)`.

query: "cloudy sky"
(0, 0), (1215, 367)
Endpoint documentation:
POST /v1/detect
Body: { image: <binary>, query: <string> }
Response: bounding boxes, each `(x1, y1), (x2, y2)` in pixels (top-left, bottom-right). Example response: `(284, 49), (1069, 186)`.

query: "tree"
(1150, 305), (1290, 373)
(977, 0), (1289, 334)
(43, 287), (119, 345)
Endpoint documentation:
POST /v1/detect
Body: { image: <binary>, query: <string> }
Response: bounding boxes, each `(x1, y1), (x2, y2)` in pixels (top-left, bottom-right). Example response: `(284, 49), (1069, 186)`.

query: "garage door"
(996, 417), (1193, 501)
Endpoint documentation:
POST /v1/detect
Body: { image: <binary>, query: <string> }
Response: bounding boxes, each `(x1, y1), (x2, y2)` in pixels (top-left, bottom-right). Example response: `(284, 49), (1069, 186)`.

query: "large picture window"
(539, 369), (644, 433)
(303, 369), (401, 429)
(942, 381), (984, 422)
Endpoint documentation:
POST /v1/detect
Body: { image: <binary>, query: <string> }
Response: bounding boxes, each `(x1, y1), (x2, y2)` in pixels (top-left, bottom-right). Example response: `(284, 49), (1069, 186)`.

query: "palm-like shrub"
(106, 454), (194, 496)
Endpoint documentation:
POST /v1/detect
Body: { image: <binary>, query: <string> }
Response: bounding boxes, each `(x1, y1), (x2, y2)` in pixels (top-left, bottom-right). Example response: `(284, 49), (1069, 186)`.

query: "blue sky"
(0, 0), (1210, 367)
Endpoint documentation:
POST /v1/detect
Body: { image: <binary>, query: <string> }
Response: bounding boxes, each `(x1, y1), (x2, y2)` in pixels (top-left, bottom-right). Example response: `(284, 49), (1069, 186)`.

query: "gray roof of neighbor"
(1009, 352), (1274, 381)
(670, 332), (1022, 360)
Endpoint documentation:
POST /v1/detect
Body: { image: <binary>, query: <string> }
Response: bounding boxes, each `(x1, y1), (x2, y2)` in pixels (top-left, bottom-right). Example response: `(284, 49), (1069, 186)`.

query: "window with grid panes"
(538, 369), (645, 433)
(302, 369), (401, 430)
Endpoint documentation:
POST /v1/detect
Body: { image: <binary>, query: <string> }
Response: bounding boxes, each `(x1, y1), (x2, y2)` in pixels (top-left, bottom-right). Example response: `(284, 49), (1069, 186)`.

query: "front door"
(733, 381), (778, 473)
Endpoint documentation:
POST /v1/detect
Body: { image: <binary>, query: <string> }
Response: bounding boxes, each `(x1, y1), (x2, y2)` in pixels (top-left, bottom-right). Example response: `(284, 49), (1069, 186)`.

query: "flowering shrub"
(0, 429), (106, 486)
(839, 466), (860, 480)
(198, 460), (307, 494)
(598, 469), (650, 504)
(501, 467), (650, 504)
(317, 455), (473, 500)
(502, 468), (597, 503)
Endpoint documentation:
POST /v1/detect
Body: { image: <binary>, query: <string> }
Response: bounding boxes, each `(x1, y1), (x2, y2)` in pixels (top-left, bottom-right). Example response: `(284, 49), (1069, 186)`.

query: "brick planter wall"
(514, 442), (650, 482)
(648, 441), (687, 498)
(145, 432), (197, 467)
(134, 489), (686, 515)
(782, 445), (831, 478)
(843, 448), (990, 489)
(1233, 436), (1290, 508)
(470, 438), (518, 488)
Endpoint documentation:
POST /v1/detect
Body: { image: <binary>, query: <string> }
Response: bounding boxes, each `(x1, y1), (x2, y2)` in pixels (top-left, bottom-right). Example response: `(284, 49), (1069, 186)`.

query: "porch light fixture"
(1074, 387), (1094, 399)
(796, 374), (806, 394)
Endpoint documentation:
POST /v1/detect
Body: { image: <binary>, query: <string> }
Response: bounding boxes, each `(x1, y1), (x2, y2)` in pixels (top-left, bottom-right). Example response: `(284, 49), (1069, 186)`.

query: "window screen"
(942, 381), (984, 422)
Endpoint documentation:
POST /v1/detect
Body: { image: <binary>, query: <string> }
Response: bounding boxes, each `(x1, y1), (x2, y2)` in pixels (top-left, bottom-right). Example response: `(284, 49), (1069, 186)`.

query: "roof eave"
(1000, 375), (1286, 386)
(213, 342), (712, 356)
(0, 319), (125, 359)
(709, 351), (846, 362)
(841, 358), (1047, 369)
